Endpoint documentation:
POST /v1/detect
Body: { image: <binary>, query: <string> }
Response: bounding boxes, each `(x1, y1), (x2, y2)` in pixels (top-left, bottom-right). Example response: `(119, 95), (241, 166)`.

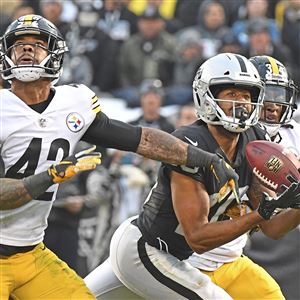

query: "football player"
(251, 55), (299, 147)
(0, 15), (239, 300)
(84, 53), (300, 299)
(185, 55), (300, 300)
(244, 55), (300, 299)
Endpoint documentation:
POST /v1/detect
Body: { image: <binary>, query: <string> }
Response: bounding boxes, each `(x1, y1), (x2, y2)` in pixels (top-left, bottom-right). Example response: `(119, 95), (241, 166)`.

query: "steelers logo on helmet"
(0, 14), (68, 83)
(66, 113), (85, 132)
(192, 53), (264, 133)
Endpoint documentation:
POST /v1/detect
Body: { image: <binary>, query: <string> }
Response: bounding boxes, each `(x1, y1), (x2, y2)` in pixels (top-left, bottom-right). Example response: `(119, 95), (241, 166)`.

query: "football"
(245, 140), (300, 193)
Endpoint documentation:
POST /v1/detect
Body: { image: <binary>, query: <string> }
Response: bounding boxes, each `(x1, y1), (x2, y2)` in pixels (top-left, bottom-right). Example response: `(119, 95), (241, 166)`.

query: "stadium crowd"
(0, 0), (299, 299)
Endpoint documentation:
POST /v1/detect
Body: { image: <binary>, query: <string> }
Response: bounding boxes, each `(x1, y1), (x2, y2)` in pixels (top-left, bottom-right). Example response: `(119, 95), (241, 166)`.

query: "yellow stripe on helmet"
(23, 15), (34, 24)
(267, 56), (279, 75)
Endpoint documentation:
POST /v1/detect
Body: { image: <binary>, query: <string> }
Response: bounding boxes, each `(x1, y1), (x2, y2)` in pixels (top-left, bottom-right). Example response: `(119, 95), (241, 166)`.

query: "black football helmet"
(0, 14), (68, 83)
(250, 55), (298, 136)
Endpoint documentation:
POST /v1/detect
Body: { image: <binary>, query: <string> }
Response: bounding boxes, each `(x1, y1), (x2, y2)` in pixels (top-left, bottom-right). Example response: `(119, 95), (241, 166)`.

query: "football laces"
(253, 167), (278, 190)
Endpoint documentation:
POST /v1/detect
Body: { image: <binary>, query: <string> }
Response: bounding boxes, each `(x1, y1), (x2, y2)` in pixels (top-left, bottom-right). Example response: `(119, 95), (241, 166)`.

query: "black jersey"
(137, 120), (267, 260)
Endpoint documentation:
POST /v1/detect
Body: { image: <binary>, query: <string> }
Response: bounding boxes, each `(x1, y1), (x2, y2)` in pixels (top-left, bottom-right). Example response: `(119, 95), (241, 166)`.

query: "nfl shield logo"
(66, 112), (85, 132)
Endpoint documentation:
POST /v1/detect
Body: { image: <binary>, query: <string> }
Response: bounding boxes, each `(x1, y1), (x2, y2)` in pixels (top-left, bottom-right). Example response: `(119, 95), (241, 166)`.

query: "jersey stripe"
(91, 95), (101, 114)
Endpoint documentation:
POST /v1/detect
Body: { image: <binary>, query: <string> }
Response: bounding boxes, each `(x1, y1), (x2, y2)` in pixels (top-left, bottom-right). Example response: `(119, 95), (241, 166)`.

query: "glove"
(48, 145), (101, 184)
(210, 154), (240, 203)
(258, 181), (300, 219)
(280, 174), (300, 209)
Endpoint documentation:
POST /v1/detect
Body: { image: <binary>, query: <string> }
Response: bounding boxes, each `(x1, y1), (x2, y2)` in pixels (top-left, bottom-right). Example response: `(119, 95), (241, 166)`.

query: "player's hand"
(210, 154), (240, 202)
(258, 182), (300, 219)
(280, 175), (300, 209)
(48, 145), (101, 184)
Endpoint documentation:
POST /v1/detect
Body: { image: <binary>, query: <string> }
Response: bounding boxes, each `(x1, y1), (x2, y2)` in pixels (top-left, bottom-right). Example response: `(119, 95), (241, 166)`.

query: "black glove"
(210, 154), (240, 202)
(280, 175), (300, 209)
(258, 181), (300, 219)
(48, 145), (101, 184)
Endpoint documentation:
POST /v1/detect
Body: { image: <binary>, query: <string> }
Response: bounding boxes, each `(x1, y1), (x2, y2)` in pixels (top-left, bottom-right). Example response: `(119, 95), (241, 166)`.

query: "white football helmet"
(0, 14), (68, 83)
(193, 53), (264, 132)
(250, 55), (298, 137)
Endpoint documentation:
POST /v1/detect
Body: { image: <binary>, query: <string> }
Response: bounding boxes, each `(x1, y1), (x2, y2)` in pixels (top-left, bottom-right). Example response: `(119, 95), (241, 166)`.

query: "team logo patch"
(66, 113), (84, 132)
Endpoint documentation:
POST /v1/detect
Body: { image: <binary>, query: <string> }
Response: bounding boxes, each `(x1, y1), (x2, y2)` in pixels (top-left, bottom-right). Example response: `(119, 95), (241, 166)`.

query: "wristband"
(186, 144), (216, 168)
(23, 171), (53, 199)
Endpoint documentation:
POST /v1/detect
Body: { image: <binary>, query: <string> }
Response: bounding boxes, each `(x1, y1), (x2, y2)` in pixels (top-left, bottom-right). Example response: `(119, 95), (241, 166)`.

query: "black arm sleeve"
(82, 112), (142, 152)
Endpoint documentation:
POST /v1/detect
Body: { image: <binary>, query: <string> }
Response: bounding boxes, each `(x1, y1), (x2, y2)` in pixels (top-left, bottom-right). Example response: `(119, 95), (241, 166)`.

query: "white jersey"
(0, 84), (101, 246)
(188, 119), (300, 271)
(276, 119), (300, 155)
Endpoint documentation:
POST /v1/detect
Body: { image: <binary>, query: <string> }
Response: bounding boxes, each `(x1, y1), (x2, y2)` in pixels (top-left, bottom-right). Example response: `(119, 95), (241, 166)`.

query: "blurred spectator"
(11, 3), (35, 21)
(280, 0), (300, 86)
(0, 11), (11, 36)
(40, 0), (71, 38)
(0, 0), (22, 18)
(174, 0), (239, 29)
(22, 0), (41, 14)
(130, 78), (175, 132)
(77, 165), (121, 277)
(128, 0), (177, 20)
(59, 4), (119, 93)
(24, 0), (77, 22)
(217, 31), (246, 55)
(0, 3), (34, 35)
(244, 17), (293, 69)
(173, 0), (202, 28)
(128, 0), (182, 33)
(165, 29), (205, 105)
(125, 78), (174, 184)
(97, 0), (138, 43)
(110, 79), (175, 223)
(232, 0), (280, 46)
(175, 104), (198, 128)
(113, 6), (176, 106)
(181, 0), (230, 59)
(275, 0), (290, 28)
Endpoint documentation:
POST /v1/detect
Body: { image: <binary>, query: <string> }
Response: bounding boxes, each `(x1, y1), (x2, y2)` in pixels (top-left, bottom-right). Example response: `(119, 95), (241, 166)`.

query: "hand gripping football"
(245, 141), (300, 193)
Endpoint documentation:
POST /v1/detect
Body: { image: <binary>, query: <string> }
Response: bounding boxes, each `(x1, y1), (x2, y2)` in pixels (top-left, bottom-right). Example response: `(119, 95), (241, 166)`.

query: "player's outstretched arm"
(83, 116), (239, 196)
(0, 146), (101, 210)
(137, 127), (239, 199)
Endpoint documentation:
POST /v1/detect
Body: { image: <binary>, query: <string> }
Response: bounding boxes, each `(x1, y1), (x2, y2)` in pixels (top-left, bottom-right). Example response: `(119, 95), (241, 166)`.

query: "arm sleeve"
(82, 112), (142, 152)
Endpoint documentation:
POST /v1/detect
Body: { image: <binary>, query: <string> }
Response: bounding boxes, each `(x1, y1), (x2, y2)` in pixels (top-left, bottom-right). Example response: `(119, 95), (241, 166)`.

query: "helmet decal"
(234, 54), (247, 73)
(266, 56), (279, 75)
